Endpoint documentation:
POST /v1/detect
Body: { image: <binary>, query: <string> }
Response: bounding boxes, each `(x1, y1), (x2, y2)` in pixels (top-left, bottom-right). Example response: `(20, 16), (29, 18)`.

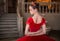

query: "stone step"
(0, 21), (17, 25)
(0, 28), (17, 31)
(0, 19), (16, 22)
(0, 25), (17, 27)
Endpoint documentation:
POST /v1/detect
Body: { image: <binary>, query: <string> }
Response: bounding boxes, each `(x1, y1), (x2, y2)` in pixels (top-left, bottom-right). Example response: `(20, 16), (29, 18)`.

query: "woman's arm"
(25, 24), (42, 36)
(27, 24), (47, 36)
(25, 24), (35, 36)
(33, 24), (47, 36)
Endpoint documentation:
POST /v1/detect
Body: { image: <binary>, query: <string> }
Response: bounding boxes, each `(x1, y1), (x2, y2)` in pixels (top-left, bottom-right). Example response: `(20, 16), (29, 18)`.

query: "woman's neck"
(34, 12), (41, 18)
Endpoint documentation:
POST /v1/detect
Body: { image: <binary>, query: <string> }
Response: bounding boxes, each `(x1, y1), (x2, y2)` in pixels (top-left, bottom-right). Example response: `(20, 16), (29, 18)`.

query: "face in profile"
(29, 6), (36, 15)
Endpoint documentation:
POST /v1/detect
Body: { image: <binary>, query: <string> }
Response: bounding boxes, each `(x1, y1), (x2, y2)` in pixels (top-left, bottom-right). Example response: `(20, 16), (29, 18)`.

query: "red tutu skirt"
(16, 35), (55, 41)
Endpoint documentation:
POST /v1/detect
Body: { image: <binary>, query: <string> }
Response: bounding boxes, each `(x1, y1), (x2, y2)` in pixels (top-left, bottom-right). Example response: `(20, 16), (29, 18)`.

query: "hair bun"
(29, 2), (39, 11)
(31, 2), (36, 6)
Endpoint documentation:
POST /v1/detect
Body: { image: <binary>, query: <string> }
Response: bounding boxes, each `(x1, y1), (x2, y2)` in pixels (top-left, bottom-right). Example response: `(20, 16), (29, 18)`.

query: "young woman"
(16, 2), (55, 41)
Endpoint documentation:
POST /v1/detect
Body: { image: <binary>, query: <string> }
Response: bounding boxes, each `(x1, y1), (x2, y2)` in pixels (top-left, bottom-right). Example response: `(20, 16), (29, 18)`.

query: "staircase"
(0, 13), (19, 38)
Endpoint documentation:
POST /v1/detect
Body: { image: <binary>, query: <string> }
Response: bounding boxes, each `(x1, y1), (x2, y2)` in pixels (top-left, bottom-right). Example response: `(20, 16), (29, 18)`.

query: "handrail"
(17, 0), (21, 18)
(24, 2), (60, 14)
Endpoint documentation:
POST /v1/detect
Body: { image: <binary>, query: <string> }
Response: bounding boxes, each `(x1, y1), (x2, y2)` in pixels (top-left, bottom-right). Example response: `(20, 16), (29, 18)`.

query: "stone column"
(17, 0), (24, 37)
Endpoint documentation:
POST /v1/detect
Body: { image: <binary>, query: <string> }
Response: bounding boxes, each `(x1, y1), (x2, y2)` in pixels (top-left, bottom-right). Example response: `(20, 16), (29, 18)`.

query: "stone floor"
(0, 38), (17, 41)
(0, 30), (60, 41)
(48, 30), (60, 41)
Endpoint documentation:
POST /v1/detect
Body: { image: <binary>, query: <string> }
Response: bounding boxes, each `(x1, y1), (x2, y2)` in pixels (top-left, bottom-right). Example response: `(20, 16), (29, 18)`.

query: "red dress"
(16, 17), (55, 41)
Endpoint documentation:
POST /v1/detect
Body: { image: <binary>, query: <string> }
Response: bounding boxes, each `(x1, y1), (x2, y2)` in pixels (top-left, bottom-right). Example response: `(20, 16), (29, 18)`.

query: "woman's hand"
(25, 23), (46, 36)
(25, 28), (43, 36)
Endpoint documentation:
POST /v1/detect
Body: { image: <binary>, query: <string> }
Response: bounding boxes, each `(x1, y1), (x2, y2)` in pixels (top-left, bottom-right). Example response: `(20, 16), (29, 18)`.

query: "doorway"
(8, 0), (17, 13)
